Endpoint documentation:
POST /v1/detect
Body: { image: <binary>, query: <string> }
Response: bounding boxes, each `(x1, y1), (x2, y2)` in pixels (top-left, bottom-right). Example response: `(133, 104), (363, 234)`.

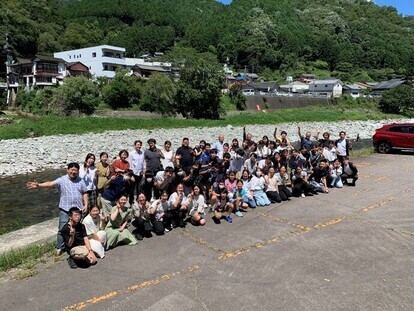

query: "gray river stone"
(0, 118), (413, 177)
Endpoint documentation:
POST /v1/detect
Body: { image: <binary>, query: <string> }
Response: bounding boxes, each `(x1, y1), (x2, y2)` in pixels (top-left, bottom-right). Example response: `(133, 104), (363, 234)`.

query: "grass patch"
(0, 242), (55, 273)
(350, 147), (375, 158)
(0, 106), (403, 140)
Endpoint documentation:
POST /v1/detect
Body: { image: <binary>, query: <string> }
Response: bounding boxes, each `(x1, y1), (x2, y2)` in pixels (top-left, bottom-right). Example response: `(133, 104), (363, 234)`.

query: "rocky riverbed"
(1, 118), (413, 177)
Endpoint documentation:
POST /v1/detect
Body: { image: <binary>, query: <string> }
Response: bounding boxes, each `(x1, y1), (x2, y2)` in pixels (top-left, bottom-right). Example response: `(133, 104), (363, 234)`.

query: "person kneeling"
(62, 207), (97, 269)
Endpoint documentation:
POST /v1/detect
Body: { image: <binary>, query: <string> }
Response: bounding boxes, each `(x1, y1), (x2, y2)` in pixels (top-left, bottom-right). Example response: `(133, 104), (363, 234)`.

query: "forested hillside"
(1, 0), (414, 82)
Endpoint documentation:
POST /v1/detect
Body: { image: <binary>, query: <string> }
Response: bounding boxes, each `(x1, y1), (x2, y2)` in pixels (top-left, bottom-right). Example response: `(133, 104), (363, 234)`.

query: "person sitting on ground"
(209, 178), (225, 212)
(131, 194), (153, 240)
(240, 170), (257, 208)
(182, 184), (206, 226)
(329, 159), (343, 188)
(231, 179), (251, 213)
(264, 167), (282, 203)
(105, 195), (138, 249)
(341, 156), (358, 186)
(213, 188), (234, 223)
(309, 160), (329, 193)
(275, 166), (292, 201)
(61, 207), (97, 269)
(150, 190), (171, 234)
(291, 166), (313, 198)
(168, 183), (188, 228)
(82, 205), (106, 259)
(250, 167), (271, 206)
(288, 149), (304, 174)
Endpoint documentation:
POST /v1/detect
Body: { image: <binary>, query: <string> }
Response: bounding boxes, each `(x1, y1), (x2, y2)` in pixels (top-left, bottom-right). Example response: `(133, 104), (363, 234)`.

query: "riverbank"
(1, 118), (413, 177)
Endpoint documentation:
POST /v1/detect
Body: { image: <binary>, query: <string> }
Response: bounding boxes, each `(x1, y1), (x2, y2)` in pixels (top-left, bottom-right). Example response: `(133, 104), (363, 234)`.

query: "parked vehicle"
(373, 123), (414, 153)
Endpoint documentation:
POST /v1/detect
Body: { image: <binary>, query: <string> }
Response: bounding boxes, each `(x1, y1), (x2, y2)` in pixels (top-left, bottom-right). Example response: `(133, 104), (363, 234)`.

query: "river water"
(0, 140), (373, 234)
(0, 169), (63, 234)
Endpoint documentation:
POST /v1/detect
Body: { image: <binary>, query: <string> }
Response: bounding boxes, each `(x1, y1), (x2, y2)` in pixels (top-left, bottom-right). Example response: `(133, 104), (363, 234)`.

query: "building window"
(92, 52), (96, 58)
(104, 65), (108, 71)
(79, 54), (81, 58)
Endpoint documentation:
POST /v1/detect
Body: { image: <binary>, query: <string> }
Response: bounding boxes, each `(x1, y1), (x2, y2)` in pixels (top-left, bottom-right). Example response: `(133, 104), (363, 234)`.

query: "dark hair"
(99, 152), (108, 159)
(236, 149), (245, 156)
(250, 153), (258, 159)
(182, 137), (189, 141)
(281, 131), (287, 135)
(84, 153), (95, 167)
(205, 143), (211, 148)
(223, 152), (231, 159)
(119, 149), (129, 157)
(339, 131), (346, 135)
(164, 166), (174, 174)
(69, 207), (81, 216)
(164, 140), (171, 146)
(134, 140), (142, 146)
(147, 138), (156, 144)
(236, 179), (244, 185)
(89, 205), (100, 212)
(68, 162), (80, 170)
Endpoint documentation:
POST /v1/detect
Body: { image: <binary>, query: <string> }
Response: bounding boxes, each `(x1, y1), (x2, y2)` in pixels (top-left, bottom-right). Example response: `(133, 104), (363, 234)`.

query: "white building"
(54, 45), (126, 78)
(308, 79), (343, 98)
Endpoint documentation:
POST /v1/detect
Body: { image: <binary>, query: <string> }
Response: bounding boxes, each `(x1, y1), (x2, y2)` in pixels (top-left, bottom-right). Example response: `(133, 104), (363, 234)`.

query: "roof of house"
(244, 81), (278, 90)
(134, 64), (170, 72)
(372, 79), (406, 90)
(309, 79), (343, 86)
(299, 74), (316, 78)
(343, 83), (367, 90)
(67, 62), (90, 71)
(32, 55), (65, 63)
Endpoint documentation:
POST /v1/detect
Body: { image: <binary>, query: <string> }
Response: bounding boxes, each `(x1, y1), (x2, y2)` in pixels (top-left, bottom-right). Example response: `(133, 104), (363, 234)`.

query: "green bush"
(379, 86), (414, 116)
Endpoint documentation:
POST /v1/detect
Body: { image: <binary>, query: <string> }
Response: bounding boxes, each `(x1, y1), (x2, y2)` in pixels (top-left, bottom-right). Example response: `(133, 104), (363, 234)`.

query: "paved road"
(1, 153), (413, 311)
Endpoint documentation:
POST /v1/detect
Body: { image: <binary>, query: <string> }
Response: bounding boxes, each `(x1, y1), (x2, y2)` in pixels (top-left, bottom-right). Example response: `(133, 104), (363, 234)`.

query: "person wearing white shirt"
(128, 140), (145, 202)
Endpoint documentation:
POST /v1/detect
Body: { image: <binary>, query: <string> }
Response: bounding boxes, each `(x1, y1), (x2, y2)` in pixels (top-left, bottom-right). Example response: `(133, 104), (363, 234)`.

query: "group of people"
(27, 126), (359, 269)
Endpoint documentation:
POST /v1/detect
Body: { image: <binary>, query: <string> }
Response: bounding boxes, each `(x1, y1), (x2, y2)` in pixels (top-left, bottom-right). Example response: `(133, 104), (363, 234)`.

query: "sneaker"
(55, 249), (64, 257)
(235, 211), (243, 217)
(301, 193), (305, 198)
(225, 216), (233, 223)
(67, 257), (78, 269)
(165, 227), (170, 232)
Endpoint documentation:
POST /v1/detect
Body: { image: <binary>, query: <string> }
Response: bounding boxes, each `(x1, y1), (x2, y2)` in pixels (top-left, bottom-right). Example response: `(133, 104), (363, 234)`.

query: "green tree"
(379, 86), (414, 116)
(140, 73), (177, 115)
(54, 76), (100, 115)
(102, 70), (142, 109)
(176, 59), (223, 119)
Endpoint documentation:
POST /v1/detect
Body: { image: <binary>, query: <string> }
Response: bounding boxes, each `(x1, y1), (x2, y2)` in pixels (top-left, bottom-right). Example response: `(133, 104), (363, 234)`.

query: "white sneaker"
(301, 193), (305, 198)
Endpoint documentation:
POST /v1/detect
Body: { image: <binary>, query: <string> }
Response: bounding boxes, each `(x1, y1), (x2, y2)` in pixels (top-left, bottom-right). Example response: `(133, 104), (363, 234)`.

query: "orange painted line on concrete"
(252, 210), (310, 232)
(180, 228), (222, 253)
(218, 228), (309, 261)
(355, 162), (372, 168)
(61, 265), (200, 310)
(374, 176), (389, 182)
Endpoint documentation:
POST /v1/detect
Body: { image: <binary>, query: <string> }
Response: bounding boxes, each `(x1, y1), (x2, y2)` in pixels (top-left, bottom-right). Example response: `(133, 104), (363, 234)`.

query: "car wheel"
(377, 141), (391, 154)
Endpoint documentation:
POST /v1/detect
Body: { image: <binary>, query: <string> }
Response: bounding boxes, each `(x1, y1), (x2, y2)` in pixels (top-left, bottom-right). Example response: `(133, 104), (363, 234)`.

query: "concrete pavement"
(0, 153), (413, 311)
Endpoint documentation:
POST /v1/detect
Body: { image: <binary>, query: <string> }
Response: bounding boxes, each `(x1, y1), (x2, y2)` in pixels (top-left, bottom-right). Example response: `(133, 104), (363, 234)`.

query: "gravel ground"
(1, 118), (413, 177)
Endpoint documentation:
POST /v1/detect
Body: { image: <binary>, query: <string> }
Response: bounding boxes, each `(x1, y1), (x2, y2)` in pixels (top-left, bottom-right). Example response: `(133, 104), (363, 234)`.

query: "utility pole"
(4, 34), (13, 108)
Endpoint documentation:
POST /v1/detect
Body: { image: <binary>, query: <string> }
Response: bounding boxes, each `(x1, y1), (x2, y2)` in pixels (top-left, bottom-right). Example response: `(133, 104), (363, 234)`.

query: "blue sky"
(217, 1), (414, 16)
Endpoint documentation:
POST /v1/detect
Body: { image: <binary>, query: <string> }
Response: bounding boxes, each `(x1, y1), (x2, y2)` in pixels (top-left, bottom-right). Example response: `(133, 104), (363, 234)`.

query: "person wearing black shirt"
(61, 208), (97, 269)
(175, 137), (195, 174)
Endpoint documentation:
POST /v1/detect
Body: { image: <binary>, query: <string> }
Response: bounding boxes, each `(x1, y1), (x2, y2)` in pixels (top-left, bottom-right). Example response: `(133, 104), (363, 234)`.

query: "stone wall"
(245, 95), (332, 111)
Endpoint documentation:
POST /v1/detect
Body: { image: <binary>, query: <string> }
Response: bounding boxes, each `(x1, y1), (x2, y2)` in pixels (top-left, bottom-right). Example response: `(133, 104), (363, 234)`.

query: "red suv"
(373, 123), (414, 153)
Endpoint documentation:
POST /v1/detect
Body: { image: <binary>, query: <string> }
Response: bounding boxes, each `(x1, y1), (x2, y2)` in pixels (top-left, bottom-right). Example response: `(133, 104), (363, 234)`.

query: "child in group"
(182, 184), (206, 226)
(213, 189), (234, 223)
